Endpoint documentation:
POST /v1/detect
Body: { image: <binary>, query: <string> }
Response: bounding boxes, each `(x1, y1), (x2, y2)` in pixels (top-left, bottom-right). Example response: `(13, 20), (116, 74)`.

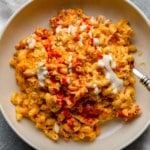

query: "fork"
(133, 68), (150, 91)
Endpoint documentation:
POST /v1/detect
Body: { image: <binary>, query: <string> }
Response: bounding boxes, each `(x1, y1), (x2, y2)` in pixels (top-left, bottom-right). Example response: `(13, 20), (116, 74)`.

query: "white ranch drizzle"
(54, 122), (59, 133)
(90, 16), (98, 25)
(93, 84), (100, 95)
(88, 31), (92, 38)
(80, 24), (88, 31)
(67, 24), (77, 35)
(37, 60), (48, 87)
(26, 35), (36, 49)
(98, 54), (123, 93)
(56, 24), (78, 35)
(55, 25), (62, 34)
(93, 38), (100, 47)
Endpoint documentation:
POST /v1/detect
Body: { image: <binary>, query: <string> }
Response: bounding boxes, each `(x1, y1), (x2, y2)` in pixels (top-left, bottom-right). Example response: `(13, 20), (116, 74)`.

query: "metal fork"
(133, 68), (150, 91)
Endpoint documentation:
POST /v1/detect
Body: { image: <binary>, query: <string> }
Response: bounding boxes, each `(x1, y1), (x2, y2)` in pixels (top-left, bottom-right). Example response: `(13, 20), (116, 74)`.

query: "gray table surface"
(0, 0), (150, 149)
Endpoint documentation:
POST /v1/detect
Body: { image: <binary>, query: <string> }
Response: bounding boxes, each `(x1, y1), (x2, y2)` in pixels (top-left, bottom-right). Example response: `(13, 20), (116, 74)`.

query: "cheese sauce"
(68, 52), (73, 74)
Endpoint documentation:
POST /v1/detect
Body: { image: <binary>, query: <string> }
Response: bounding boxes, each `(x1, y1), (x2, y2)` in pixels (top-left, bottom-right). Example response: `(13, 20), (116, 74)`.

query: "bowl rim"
(0, 0), (33, 39)
(0, 0), (150, 149)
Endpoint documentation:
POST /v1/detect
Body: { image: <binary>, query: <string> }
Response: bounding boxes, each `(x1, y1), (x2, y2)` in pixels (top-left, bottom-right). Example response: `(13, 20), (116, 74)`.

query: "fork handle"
(140, 75), (150, 91)
(133, 68), (150, 91)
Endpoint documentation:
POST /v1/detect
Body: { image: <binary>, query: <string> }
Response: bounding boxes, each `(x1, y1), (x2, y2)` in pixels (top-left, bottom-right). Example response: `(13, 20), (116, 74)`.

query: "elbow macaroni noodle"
(10, 9), (141, 142)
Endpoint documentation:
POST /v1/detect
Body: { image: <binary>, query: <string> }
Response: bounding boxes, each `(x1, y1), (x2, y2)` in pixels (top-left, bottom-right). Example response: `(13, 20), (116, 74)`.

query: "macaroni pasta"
(10, 9), (141, 142)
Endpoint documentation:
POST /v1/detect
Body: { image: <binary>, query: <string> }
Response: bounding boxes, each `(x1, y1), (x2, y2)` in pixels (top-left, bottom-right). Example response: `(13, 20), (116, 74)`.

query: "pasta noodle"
(10, 8), (141, 142)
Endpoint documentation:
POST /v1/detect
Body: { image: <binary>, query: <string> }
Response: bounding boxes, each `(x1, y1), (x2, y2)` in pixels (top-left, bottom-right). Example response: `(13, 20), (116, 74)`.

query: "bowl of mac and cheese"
(0, 0), (150, 150)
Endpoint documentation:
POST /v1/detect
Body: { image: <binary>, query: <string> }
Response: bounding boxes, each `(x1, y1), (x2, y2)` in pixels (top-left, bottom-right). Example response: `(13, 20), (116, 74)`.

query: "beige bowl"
(0, 0), (150, 149)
